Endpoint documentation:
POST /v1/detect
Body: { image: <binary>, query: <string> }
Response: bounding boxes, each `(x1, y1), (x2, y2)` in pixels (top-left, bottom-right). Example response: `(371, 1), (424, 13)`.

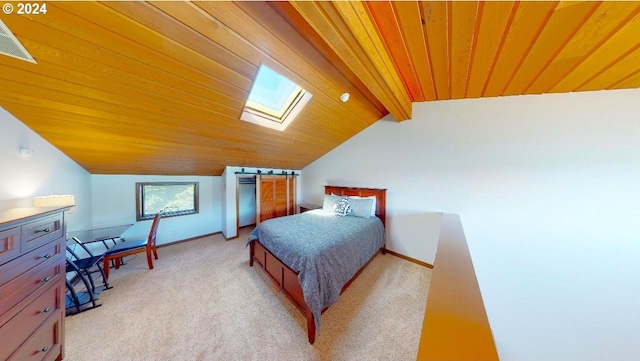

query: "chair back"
(146, 213), (162, 250)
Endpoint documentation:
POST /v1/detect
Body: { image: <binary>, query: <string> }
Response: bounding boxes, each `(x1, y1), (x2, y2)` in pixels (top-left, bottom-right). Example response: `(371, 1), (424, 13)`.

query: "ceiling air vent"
(0, 19), (36, 63)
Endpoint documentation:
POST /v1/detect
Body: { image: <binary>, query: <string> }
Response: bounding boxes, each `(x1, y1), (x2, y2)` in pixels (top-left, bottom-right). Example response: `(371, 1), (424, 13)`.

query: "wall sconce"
(33, 194), (76, 214)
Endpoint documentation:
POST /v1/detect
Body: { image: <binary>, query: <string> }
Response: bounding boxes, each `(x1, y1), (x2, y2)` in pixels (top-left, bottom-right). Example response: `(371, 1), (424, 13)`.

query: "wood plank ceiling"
(1, 1), (639, 176)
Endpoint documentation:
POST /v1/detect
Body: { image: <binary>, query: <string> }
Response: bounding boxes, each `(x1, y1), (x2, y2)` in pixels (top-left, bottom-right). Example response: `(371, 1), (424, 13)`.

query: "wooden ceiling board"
(100, 2), (256, 80)
(8, 111), (259, 154)
(482, 1), (557, 97)
(8, 36), (242, 115)
(268, 2), (388, 115)
(290, 1), (412, 121)
(2, 78), (244, 141)
(5, 12), (246, 111)
(610, 70), (640, 91)
(392, 1), (436, 101)
(1, 75), (347, 169)
(422, 1), (450, 100)
(366, 1), (424, 102)
(56, 2), (250, 99)
(450, 1), (480, 100)
(0, 63), (242, 129)
(0, 1), (388, 175)
(2, 1), (640, 176)
(195, 1), (383, 124)
(536, 2), (640, 94)
(5, 99), (293, 153)
(579, 46), (640, 92)
(334, 1), (412, 119)
(2, 80), (350, 154)
(31, 131), (312, 164)
(0, 56), (234, 121)
(235, 1), (386, 126)
(550, 7), (640, 93)
(503, 1), (600, 96)
(465, 1), (516, 99)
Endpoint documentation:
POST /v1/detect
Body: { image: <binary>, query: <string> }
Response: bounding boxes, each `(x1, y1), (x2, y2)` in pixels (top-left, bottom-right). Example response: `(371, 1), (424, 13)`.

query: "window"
(240, 64), (312, 131)
(136, 182), (199, 221)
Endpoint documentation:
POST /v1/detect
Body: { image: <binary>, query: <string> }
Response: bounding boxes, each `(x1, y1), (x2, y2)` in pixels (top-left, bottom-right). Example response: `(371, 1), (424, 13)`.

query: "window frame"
(135, 182), (199, 221)
(240, 64), (312, 131)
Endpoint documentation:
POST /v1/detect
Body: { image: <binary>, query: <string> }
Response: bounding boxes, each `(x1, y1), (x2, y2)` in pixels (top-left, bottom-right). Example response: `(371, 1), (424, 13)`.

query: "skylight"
(241, 64), (312, 131)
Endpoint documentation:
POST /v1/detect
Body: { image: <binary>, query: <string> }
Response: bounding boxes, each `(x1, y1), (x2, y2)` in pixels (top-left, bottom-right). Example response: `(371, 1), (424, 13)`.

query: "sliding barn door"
(256, 175), (296, 224)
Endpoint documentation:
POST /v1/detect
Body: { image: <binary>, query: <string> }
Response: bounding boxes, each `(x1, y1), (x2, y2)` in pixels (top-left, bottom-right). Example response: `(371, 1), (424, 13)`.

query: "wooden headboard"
(324, 186), (387, 227)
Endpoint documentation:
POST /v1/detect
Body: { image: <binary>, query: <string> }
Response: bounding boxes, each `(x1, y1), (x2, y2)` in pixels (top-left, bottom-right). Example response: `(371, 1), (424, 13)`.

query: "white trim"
(240, 91), (313, 131)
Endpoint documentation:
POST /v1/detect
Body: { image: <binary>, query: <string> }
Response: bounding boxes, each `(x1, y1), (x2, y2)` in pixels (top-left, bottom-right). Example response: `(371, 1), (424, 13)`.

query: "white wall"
(301, 89), (640, 361)
(0, 107), (92, 230)
(91, 175), (222, 246)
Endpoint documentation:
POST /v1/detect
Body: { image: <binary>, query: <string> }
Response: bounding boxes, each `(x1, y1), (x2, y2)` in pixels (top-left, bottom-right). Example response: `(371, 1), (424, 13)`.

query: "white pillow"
(322, 194), (342, 213)
(347, 197), (374, 218)
(347, 195), (376, 217)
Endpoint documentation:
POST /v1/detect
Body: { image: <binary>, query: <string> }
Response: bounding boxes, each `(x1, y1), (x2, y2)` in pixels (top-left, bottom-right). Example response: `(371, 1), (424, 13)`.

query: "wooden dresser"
(0, 206), (69, 361)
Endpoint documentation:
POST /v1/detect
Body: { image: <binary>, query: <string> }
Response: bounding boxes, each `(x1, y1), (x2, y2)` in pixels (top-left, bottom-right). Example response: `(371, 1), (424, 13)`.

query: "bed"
(248, 186), (387, 344)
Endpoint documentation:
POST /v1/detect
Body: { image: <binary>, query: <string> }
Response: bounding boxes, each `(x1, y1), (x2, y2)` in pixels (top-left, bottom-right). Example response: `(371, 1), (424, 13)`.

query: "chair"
(66, 238), (110, 292)
(65, 258), (101, 315)
(102, 213), (162, 280)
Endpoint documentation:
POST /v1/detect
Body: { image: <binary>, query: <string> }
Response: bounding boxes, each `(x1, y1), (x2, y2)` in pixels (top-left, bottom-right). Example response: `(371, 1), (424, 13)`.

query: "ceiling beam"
(290, 1), (412, 121)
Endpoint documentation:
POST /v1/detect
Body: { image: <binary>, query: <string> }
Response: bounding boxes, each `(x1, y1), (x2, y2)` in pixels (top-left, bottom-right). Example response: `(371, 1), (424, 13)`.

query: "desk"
(67, 224), (132, 254)
(68, 224), (132, 243)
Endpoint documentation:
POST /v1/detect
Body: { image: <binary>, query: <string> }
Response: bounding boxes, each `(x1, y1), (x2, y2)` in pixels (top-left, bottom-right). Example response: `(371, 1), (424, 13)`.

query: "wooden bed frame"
(249, 186), (387, 344)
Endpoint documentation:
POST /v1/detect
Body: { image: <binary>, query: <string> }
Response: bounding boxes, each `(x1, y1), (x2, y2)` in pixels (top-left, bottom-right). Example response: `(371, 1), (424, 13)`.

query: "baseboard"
(222, 232), (239, 241)
(224, 225), (255, 241)
(158, 232), (220, 248)
(385, 249), (434, 269)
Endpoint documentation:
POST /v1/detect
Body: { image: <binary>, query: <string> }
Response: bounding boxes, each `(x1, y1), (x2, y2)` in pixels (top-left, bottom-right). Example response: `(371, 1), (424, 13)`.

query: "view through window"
(136, 182), (199, 221)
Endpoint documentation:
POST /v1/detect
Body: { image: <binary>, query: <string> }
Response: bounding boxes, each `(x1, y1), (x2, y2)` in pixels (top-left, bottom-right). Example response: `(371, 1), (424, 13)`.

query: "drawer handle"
(42, 307), (51, 313)
(42, 276), (52, 283)
(38, 227), (52, 233)
(40, 346), (49, 352)
(43, 253), (53, 259)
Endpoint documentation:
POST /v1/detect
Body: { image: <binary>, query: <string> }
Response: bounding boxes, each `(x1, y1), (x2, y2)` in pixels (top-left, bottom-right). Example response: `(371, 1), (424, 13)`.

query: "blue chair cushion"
(105, 239), (148, 255)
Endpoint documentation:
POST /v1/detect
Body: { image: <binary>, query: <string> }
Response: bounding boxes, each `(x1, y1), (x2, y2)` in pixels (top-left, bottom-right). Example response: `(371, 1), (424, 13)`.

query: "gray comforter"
(247, 209), (385, 332)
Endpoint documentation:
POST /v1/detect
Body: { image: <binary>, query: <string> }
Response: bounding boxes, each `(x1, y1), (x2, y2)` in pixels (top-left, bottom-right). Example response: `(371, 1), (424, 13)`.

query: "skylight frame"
(240, 64), (312, 131)
(246, 85), (304, 119)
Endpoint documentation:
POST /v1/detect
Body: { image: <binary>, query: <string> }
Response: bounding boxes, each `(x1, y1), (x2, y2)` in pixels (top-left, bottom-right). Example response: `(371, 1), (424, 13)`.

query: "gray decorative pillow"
(334, 198), (352, 217)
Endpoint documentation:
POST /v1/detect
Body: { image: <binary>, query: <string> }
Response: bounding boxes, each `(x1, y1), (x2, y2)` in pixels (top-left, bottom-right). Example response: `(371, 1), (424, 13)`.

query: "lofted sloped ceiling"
(1, 1), (640, 176)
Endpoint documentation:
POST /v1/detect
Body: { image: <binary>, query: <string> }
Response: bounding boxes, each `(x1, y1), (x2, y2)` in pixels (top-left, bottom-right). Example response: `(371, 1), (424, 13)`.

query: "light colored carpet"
(65, 228), (432, 361)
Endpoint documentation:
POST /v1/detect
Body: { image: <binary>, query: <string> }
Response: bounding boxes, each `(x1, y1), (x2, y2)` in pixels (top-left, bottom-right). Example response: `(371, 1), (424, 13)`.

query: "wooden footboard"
(250, 239), (383, 344)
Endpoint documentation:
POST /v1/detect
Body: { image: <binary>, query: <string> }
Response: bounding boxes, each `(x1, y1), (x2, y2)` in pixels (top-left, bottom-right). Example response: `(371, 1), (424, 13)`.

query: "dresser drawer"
(0, 226), (21, 265)
(0, 240), (62, 290)
(7, 312), (62, 361)
(21, 214), (63, 252)
(0, 255), (62, 323)
(0, 283), (61, 360)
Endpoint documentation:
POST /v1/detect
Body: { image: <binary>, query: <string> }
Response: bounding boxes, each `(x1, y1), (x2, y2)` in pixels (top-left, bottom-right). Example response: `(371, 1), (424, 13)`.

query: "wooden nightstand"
(298, 203), (321, 213)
